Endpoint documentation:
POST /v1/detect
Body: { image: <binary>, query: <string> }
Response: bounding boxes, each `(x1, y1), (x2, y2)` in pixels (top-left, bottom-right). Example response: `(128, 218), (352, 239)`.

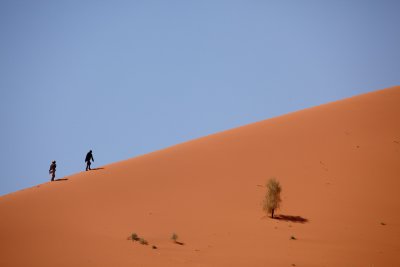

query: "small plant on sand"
(263, 178), (282, 218)
(129, 233), (140, 242)
(171, 232), (178, 243)
(139, 238), (148, 245)
(171, 232), (184, 245)
(127, 232), (154, 247)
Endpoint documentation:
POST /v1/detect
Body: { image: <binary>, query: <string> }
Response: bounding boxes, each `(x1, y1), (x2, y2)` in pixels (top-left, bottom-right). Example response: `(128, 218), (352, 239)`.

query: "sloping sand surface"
(1, 86), (400, 267)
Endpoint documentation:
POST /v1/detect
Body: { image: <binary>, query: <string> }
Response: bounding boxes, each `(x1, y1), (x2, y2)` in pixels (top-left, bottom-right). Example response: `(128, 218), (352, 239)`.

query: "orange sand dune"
(1, 86), (400, 267)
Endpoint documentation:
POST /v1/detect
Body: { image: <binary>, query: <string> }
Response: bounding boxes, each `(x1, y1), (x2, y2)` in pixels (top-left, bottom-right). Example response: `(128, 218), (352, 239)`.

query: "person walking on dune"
(85, 150), (94, 171)
(49, 160), (56, 181)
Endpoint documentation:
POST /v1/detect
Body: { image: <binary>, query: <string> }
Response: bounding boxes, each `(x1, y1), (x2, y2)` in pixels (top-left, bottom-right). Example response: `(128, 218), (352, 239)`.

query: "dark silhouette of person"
(85, 150), (94, 171)
(49, 160), (56, 181)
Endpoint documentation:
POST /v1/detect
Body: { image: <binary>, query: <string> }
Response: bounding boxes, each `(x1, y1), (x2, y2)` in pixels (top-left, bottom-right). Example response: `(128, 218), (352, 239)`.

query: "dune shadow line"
(274, 214), (309, 223)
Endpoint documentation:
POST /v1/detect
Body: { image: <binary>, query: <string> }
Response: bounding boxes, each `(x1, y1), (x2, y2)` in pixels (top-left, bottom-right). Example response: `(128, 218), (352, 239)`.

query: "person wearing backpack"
(85, 150), (94, 171)
(49, 160), (56, 181)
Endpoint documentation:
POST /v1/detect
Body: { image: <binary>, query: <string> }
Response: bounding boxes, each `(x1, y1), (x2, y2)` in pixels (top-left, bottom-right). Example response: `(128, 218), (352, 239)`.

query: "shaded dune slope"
(1, 86), (400, 267)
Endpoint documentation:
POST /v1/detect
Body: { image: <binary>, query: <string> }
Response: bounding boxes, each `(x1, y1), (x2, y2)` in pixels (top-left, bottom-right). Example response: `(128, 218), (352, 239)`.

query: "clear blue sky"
(1, 1), (399, 196)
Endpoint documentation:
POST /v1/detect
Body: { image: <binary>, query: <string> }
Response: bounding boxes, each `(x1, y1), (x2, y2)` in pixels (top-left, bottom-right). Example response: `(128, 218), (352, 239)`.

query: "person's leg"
(86, 162), (89, 171)
(88, 161), (91, 170)
(51, 172), (55, 181)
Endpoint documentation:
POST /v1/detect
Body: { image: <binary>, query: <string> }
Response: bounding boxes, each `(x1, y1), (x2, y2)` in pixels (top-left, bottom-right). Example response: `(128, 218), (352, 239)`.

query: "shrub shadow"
(274, 214), (309, 223)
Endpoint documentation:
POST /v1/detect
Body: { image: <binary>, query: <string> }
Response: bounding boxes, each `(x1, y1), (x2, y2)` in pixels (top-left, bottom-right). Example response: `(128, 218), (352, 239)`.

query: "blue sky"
(1, 0), (399, 196)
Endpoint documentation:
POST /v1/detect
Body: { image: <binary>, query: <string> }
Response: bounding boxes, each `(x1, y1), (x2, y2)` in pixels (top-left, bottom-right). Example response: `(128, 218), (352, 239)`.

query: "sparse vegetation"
(129, 233), (140, 242)
(171, 232), (184, 245)
(127, 231), (184, 248)
(128, 233), (148, 245)
(171, 233), (178, 242)
(290, 235), (296, 240)
(139, 238), (148, 245)
(263, 178), (282, 218)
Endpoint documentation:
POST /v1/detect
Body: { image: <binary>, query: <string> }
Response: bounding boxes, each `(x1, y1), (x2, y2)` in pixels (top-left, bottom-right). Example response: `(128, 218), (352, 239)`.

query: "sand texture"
(1, 86), (400, 267)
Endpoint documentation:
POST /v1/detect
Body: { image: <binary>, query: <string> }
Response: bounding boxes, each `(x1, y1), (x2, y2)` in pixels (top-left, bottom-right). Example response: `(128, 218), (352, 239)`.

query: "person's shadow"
(54, 178), (68, 182)
(273, 214), (309, 223)
(91, 168), (104, 171)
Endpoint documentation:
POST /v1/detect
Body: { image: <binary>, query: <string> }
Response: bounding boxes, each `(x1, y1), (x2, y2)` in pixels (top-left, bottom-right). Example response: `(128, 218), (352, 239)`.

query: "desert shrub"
(263, 178), (282, 218)
(130, 233), (139, 241)
(139, 238), (148, 245)
(171, 233), (178, 242)
(171, 232), (184, 245)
